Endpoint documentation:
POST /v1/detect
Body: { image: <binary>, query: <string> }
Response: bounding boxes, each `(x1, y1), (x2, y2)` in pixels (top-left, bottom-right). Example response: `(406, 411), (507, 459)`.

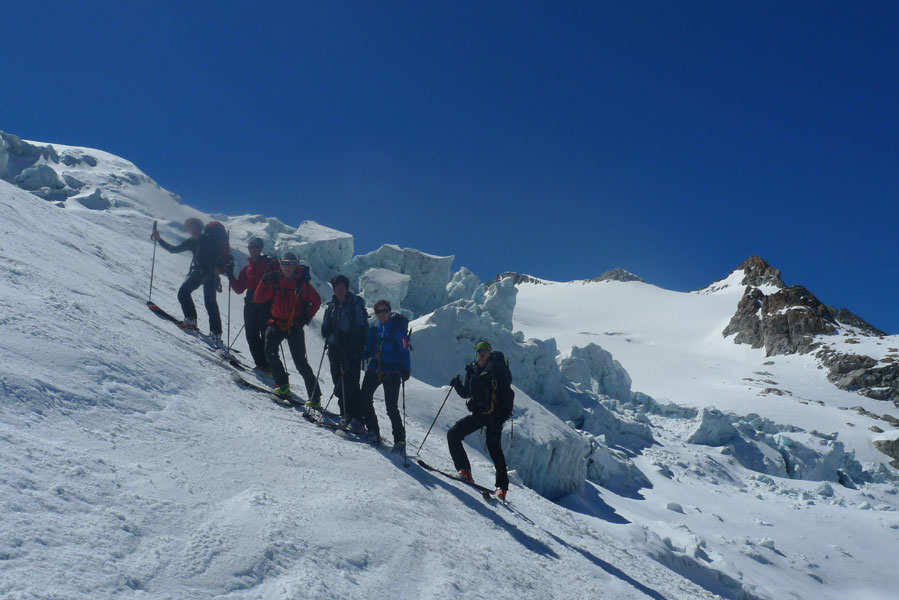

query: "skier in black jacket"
(320, 274), (368, 430)
(448, 340), (514, 500)
(151, 218), (229, 342)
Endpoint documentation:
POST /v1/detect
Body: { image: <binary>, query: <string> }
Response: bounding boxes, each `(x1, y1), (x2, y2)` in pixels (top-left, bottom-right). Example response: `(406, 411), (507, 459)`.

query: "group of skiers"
(152, 220), (514, 499)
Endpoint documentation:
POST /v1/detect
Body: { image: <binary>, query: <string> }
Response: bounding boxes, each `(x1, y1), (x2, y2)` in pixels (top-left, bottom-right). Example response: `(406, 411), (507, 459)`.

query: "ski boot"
(457, 469), (474, 484)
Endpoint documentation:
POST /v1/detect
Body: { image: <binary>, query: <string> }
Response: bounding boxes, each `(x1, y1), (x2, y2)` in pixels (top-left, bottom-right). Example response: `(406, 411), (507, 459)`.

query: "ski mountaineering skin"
(148, 219), (516, 500)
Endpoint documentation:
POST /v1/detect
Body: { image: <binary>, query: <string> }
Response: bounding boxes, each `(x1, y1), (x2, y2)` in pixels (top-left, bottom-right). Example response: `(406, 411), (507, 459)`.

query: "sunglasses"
(248, 245), (262, 250)
(374, 308), (390, 314)
(281, 262), (298, 268)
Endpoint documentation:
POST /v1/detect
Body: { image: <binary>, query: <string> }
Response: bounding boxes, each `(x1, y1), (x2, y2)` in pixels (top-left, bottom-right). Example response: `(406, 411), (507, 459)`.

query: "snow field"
(1, 181), (716, 599)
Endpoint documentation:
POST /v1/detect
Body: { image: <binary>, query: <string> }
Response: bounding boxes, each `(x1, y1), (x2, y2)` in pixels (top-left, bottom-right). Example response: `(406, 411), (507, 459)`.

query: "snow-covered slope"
(2, 134), (898, 600)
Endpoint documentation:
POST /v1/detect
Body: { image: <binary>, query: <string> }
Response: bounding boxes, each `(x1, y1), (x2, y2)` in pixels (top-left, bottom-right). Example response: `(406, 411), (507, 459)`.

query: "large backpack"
(202, 221), (230, 268)
(389, 313), (410, 348)
(489, 350), (514, 421)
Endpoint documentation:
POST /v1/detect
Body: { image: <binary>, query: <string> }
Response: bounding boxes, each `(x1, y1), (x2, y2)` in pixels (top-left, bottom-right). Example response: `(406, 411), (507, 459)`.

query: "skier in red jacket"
(253, 252), (322, 401)
(227, 237), (276, 371)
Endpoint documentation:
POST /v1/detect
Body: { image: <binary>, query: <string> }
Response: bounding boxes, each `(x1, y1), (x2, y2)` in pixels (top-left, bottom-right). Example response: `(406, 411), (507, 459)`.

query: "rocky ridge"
(720, 256), (897, 404)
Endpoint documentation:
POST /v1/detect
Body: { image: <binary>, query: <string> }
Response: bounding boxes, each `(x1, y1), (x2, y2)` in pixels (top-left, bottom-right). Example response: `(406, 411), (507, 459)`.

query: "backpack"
(389, 312), (410, 343)
(466, 351), (514, 420)
(202, 221), (230, 268)
(489, 350), (514, 421)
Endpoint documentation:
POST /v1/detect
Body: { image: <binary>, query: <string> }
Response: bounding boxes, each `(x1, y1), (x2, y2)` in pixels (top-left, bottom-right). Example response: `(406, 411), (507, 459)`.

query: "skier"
(448, 340), (515, 500)
(151, 218), (230, 343)
(358, 300), (410, 450)
(253, 252), (322, 401)
(226, 237), (276, 372)
(320, 274), (368, 430)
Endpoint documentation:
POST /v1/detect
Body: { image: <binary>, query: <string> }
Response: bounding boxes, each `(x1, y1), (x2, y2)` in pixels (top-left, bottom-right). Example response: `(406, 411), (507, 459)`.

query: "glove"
(450, 375), (462, 391)
(225, 257), (236, 279)
(401, 369), (410, 382)
(262, 271), (279, 283)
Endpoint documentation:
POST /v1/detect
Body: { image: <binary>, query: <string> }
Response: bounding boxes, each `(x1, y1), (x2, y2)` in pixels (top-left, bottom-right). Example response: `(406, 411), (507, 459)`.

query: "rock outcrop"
(587, 268), (645, 283)
(723, 284), (838, 355)
(720, 256), (897, 403)
(874, 438), (899, 469)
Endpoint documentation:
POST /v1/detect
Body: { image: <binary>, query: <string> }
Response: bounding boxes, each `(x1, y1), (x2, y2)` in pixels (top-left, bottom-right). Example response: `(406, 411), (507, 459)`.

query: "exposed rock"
(484, 271), (545, 288)
(819, 349), (899, 402)
(736, 255), (785, 289)
(723, 285), (838, 355)
(827, 307), (886, 336)
(587, 268), (645, 283)
(874, 438), (899, 469)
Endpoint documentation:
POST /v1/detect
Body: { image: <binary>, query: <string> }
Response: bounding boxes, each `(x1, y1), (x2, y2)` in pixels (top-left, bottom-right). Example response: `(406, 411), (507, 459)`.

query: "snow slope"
(2, 135), (898, 600)
(514, 276), (899, 600)
(1, 161), (713, 598)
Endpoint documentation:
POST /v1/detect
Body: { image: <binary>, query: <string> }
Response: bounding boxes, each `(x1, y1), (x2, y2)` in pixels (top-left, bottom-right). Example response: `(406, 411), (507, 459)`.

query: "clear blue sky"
(5, 2), (897, 332)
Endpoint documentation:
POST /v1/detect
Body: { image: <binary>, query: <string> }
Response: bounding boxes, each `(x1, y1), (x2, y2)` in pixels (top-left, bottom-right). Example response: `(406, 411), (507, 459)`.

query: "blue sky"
(5, 2), (897, 332)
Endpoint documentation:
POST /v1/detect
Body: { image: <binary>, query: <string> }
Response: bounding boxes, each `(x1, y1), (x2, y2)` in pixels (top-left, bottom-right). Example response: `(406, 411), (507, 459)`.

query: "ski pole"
(309, 343), (328, 403)
(416, 385), (453, 456)
(401, 379), (409, 467)
(227, 286), (231, 348)
(219, 323), (245, 365)
(323, 356), (344, 415)
(148, 221), (158, 303)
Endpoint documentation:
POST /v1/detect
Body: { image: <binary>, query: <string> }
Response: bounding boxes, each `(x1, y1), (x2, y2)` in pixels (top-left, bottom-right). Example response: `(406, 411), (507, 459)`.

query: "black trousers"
(327, 347), (361, 419)
(264, 324), (320, 400)
(359, 370), (405, 444)
(178, 269), (221, 334)
(447, 413), (508, 491)
(244, 298), (271, 369)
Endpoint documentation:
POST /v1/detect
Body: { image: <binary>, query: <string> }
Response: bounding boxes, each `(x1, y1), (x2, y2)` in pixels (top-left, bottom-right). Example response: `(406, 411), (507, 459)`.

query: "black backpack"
(489, 351), (514, 421)
(467, 351), (514, 420)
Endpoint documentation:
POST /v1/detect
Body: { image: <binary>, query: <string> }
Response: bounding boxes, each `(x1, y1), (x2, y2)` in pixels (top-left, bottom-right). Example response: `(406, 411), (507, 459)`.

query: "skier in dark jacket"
(253, 252), (322, 401)
(227, 237), (276, 371)
(151, 218), (230, 342)
(358, 300), (411, 450)
(448, 340), (514, 500)
(320, 274), (368, 429)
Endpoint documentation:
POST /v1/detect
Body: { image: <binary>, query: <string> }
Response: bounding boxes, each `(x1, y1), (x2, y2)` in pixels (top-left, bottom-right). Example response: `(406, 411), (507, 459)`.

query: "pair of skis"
(416, 459), (498, 502)
(147, 302), (246, 370)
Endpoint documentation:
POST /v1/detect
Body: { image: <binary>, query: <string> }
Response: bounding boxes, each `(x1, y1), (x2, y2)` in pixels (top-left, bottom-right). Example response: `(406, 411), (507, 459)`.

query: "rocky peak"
(736, 255), (785, 289)
(587, 268), (645, 283)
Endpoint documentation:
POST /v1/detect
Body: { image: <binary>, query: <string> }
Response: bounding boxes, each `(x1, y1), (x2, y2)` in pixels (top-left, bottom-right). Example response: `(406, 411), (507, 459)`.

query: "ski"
(301, 412), (382, 443)
(231, 372), (304, 406)
(147, 301), (242, 354)
(416, 459), (494, 501)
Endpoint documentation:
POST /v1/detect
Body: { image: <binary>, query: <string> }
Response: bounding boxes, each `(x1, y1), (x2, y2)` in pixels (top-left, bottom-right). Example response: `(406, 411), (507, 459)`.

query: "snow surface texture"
(2, 134), (898, 600)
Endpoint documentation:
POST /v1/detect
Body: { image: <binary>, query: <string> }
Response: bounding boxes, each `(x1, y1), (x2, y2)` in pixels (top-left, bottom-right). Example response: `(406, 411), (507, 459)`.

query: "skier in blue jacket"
(358, 300), (411, 451)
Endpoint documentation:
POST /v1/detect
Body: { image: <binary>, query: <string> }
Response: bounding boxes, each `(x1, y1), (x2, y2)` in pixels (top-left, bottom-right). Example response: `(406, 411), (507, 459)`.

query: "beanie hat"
(475, 340), (492, 353)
